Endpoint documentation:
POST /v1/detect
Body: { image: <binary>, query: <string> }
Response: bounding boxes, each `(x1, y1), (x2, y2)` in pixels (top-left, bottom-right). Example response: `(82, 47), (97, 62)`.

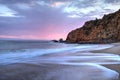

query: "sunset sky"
(0, 0), (120, 40)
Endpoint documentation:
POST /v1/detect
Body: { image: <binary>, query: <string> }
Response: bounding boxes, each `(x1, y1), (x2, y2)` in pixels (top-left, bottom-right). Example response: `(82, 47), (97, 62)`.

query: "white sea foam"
(0, 44), (116, 65)
(0, 41), (119, 80)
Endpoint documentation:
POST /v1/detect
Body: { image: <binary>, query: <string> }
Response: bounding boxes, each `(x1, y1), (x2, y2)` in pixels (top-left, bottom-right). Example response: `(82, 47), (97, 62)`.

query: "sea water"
(0, 40), (119, 65)
(0, 40), (120, 80)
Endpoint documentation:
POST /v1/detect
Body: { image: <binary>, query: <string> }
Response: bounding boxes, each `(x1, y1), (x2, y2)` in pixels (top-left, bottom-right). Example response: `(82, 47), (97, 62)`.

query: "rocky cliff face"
(66, 9), (120, 43)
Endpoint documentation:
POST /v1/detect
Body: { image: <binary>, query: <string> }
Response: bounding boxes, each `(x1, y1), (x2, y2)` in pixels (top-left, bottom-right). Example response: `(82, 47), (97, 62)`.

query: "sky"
(0, 0), (120, 40)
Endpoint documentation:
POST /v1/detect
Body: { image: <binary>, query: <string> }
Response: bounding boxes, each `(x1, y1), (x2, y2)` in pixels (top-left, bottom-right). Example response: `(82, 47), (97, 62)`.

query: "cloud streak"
(0, 0), (119, 40)
(0, 4), (20, 17)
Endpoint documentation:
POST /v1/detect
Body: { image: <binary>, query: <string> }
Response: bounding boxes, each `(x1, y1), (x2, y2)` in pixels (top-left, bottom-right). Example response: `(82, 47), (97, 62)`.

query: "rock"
(52, 40), (59, 42)
(66, 9), (120, 43)
(59, 38), (64, 43)
(52, 38), (65, 43)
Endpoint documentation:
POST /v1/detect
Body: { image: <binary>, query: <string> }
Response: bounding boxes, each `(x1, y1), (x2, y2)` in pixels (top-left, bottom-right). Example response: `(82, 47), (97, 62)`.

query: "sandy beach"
(0, 63), (119, 80)
(91, 43), (120, 55)
(91, 43), (120, 80)
(0, 42), (120, 80)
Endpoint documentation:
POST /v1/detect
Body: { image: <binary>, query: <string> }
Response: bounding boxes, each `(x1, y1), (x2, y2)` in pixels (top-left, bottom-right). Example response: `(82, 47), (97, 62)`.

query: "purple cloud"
(0, 0), (120, 40)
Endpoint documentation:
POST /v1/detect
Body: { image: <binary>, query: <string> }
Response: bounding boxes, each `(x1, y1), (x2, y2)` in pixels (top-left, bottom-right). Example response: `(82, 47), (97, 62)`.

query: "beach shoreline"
(0, 42), (120, 80)
(91, 42), (120, 80)
(0, 63), (119, 80)
(91, 43), (120, 55)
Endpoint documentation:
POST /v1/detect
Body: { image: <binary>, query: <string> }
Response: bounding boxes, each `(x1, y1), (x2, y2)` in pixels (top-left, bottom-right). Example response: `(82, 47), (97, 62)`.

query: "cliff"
(66, 9), (120, 43)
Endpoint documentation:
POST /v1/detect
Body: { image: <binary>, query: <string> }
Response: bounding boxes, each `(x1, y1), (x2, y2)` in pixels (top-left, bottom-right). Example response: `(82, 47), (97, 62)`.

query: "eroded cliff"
(66, 9), (120, 43)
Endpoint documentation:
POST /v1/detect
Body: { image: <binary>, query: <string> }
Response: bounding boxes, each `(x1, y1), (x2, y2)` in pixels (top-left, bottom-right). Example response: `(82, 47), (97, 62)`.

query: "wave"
(0, 44), (113, 65)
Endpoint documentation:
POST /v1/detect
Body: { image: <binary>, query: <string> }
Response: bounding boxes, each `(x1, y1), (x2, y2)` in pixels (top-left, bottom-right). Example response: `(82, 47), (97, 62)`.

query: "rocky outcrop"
(66, 9), (120, 43)
(52, 38), (65, 43)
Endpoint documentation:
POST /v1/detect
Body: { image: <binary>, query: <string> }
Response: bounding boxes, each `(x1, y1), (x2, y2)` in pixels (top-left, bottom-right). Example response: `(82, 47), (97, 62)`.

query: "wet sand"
(91, 43), (120, 80)
(91, 43), (120, 55)
(0, 63), (119, 80)
(103, 64), (120, 80)
(0, 43), (120, 80)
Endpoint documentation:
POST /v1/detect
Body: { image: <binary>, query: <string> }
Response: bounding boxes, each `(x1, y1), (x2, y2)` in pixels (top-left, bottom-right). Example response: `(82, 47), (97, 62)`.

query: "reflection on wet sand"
(0, 52), (120, 80)
(0, 63), (119, 80)
(0, 42), (120, 80)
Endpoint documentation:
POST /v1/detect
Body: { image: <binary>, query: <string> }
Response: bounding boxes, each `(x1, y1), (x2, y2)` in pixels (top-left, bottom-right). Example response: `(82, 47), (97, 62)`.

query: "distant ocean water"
(0, 40), (120, 80)
(0, 40), (120, 65)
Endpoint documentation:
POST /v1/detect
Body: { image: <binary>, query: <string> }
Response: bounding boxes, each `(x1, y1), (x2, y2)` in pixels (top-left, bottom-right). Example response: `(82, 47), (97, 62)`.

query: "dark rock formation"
(52, 40), (59, 42)
(59, 38), (64, 43)
(66, 9), (120, 43)
(52, 38), (65, 43)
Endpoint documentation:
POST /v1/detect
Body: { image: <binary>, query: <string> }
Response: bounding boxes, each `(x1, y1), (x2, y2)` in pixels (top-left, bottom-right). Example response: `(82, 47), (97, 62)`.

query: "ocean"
(0, 40), (120, 80)
(0, 40), (119, 65)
